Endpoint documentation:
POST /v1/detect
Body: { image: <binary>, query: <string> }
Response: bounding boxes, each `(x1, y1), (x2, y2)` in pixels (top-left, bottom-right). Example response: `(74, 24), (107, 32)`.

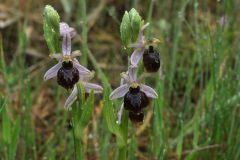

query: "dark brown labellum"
(143, 46), (160, 72)
(129, 111), (144, 123)
(124, 86), (149, 113)
(57, 61), (79, 89)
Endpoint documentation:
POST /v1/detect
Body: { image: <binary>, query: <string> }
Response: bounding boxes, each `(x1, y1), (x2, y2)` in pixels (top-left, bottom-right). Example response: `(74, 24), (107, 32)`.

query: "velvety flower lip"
(130, 23), (149, 66)
(109, 65), (158, 100)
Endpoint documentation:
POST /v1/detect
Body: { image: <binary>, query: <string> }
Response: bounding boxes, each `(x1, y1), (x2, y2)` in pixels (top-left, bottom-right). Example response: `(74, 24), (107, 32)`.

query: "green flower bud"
(43, 5), (60, 33)
(120, 8), (143, 50)
(129, 8), (142, 42)
(120, 11), (131, 48)
(43, 5), (60, 54)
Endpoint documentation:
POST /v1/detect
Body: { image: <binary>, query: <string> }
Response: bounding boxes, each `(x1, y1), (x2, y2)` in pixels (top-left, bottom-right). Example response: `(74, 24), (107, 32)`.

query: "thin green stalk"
(118, 111), (129, 160)
(78, 0), (88, 66)
(72, 84), (85, 160)
(117, 56), (131, 160)
(118, 147), (127, 160)
(0, 34), (10, 97)
(168, 0), (190, 94)
(72, 108), (83, 160)
(146, 0), (154, 38)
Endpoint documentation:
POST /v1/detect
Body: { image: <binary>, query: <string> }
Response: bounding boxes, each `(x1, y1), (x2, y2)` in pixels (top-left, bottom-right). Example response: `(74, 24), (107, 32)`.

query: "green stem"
(118, 146), (127, 160)
(72, 104), (84, 160)
(118, 111), (129, 160)
(146, 0), (154, 38)
(78, 0), (88, 66)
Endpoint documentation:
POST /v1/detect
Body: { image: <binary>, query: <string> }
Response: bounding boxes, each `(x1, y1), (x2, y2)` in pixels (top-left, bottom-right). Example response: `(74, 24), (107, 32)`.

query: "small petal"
(109, 84), (129, 100)
(62, 35), (68, 55)
(116, 103), (124, 125)
(129, 42), (142, 49)
(69, 27), (77, 39)
(140, 84), (158, 98)
(49, 53), (62, 60)
(66, 34), (71, 54)
(60, 22), (76, 39)
(120, 72), (130, 84)
(138, 23), (149, 43)
(130, 48), (144, 66)
(73, 58), (91, 75)
(64, 85), (78, 109)
(71, 50), (82, 58)
(62, 34), (71, 55)
(128, 65), (138, 82)
(83, 82), (103, 93)
(60, 22), (69, 36)
(43, 62), (61, 81)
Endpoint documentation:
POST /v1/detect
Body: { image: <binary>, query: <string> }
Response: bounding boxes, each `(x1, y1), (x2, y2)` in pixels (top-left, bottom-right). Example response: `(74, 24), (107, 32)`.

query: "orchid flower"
(44, 22), (103, 109)
(109, 65), (158, 124)
(44, 22), (91, 82)
(130, 23), (149, 66)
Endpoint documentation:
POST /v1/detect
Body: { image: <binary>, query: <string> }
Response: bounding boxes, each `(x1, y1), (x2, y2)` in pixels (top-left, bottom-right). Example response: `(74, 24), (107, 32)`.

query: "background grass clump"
(0, 0), (240, 159)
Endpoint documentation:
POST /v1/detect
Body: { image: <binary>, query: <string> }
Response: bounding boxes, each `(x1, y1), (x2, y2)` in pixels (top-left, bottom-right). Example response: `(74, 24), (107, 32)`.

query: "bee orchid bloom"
(109, 65), (158, 100)
(44, 22), (91, 86)
(109, 65), (158, 124)
(44, 22), (103, 109)
(130, 23), (149, 66)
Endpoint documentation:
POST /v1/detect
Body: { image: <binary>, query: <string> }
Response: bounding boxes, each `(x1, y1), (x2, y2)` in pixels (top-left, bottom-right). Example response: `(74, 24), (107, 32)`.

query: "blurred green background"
(0, 0), (240, 159)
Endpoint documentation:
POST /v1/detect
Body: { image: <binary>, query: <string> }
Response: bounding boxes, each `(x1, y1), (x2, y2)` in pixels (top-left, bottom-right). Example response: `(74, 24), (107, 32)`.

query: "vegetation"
(0, 0), (240, 159)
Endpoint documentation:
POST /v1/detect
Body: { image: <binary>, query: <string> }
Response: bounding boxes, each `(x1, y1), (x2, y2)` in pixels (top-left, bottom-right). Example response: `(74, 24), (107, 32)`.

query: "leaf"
(9, 117), (21, 160)
(177, 119), (184, 159)
(103, 87), (126, 147)
(120, 11), (131, 48)
(80, 90), (94, 127)
(0, 96), (5, 113)
(76, 90), (94, 138)
(2, 106), (11, 144)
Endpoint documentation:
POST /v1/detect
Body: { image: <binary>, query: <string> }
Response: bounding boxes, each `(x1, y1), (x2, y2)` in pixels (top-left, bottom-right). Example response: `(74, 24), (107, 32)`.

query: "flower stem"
(72, 104), (84, 160)
(118, 146), (127, 160)
(146, 0), (154, 38)
(78, 0), (88, 66)
(118, 109), (129, 160)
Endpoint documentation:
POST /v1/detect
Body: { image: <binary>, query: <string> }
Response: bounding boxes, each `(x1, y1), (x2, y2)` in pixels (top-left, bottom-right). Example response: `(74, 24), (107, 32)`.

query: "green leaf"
(103, 87), (126, 147)
(77, 82), (85, 107)
(2, 106), (11, 144)
(0, 96), (5, 113)
(80, 90), (94, 127)
(120, 11), (131, 48)
(43, 5), (60, 54)
(76, 90), (94, 138)
(72, 83), (85, 126)
(129, 8), (142, 42)
(9, 117), (21, 160)
(177, 119), (184, 159)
